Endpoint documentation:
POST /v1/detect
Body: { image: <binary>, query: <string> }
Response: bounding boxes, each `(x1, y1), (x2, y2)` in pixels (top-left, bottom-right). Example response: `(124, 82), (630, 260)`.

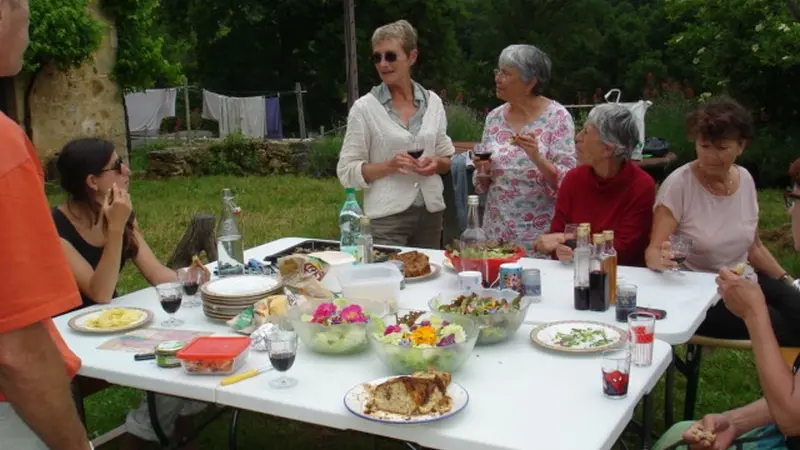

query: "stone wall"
(19, 1), (126, 162)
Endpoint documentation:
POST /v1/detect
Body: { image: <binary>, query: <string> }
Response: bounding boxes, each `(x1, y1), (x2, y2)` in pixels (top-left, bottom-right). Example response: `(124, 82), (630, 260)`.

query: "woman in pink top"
(646, 97), (800, 346)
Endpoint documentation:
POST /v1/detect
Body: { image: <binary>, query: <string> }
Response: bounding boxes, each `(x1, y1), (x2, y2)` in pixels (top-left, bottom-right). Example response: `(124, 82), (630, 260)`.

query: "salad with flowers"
(288, 298), (381, 355)
(429, 289), (531, 345)
(368, 311), (478, 374)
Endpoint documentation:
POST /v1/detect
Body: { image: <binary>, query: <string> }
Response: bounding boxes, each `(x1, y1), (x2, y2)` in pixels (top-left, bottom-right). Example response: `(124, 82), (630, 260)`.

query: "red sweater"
(549, 162), (656, 267)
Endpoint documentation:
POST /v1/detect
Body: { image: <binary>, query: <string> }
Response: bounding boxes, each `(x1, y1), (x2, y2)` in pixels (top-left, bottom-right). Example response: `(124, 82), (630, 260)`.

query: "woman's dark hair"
(56, 138), (138, 258)
(686, 96), (755, 144)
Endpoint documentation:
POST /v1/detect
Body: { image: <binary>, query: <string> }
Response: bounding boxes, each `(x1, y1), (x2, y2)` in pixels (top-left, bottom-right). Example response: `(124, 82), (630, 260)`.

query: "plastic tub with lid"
(176, 336), (251, 375)
(336, 263), (403, 312)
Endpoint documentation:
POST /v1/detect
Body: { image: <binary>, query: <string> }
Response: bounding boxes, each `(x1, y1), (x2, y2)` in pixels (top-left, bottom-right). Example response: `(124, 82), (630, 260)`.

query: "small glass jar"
(156, 340), (187, 368)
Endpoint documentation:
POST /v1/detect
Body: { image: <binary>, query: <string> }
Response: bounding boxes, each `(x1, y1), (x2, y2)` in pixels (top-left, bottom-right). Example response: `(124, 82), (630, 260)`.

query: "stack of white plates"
(200, 275), (282, 322)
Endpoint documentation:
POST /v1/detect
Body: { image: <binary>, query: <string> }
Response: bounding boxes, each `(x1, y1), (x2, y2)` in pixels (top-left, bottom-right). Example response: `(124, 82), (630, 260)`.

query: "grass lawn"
(47, 175), (799, 449)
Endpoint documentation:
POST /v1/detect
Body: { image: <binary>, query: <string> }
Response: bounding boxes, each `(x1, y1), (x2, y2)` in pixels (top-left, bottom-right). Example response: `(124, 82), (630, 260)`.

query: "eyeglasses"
(493, 68), (512, 79)
(784, 189), (800, 209)
(100, 158), (124, 174)
(372, 51), (398, 64)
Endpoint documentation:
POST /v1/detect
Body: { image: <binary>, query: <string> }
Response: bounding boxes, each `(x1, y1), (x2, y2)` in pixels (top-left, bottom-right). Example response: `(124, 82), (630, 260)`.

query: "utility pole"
(343, 0), (358, 109)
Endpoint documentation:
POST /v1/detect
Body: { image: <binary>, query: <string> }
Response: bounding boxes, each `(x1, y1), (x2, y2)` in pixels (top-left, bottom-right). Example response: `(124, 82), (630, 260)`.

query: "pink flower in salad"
(384, 324), (402, 335)
(312, 302), (337, 321)
(341, 304), (366, 323)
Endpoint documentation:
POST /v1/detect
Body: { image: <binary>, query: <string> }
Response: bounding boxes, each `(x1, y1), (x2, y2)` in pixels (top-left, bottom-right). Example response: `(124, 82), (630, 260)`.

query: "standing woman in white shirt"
(337, 19), (455, 249)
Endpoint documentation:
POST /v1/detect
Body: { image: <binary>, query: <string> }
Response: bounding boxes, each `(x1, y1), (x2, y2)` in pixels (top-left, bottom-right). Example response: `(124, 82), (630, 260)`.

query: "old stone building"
(0, 2), (126, 163)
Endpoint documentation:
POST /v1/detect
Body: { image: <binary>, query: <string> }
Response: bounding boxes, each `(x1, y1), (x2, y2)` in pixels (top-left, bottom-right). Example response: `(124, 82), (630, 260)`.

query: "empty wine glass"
(178, 268), (203, 308)
(156, 282), (184, 327)
(668, 234), (693, 275)
(267, 330), (298, 388)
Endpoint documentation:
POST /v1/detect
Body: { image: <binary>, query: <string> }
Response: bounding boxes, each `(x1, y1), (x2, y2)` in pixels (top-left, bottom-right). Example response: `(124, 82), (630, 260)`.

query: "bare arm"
(748, 232), (791, 280)
(723, 398), (775, 437)
(60, 229), (124, 304)
(132, 228), (178, 286)
(0, 323), (90, 450)
(744, 309), (800, 436)
(645, 205), (679, 271)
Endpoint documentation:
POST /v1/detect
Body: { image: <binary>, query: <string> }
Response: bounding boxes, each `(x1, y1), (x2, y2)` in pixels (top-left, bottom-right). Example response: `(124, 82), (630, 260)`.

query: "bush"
(446, 103), (484, 142)
(202, 133), (262, 175)
(308, 134), (342, 177)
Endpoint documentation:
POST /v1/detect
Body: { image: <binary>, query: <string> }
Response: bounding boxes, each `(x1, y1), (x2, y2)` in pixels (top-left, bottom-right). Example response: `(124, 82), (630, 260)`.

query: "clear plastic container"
(176, 336), (251, 375)
(336, 263), (403, 312)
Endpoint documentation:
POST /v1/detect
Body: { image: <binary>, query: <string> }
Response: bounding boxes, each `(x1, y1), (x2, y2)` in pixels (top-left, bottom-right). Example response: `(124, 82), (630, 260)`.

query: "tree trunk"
(788, 0), (800, 21)
(167, 214), (217, 269)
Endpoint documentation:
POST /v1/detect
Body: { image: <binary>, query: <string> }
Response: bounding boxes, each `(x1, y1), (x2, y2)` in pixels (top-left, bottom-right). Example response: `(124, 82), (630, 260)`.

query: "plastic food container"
(336, 263), (403, 312)
(156, 340), (187, 368)
(176, 336), (251, 375)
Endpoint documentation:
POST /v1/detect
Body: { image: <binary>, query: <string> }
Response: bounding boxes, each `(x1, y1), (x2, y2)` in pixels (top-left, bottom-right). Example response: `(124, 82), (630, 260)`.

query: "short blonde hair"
(371, 20), (418, 56)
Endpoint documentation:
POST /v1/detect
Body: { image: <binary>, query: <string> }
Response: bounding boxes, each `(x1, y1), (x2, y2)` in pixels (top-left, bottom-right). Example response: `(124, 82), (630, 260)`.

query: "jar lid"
(156, 340), (187, 353)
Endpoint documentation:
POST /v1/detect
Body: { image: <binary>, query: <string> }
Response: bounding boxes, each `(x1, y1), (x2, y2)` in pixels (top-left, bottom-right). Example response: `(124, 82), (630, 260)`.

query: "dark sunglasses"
(100, 158), (124, 174)
(783, 189), (800, 209)
(372, 51), (398, 64)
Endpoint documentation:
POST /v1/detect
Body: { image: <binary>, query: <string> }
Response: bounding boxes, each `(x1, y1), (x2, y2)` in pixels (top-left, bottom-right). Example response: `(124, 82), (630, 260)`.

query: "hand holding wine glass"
(667, 235), (692, 275)
(472, 144), (493, 178)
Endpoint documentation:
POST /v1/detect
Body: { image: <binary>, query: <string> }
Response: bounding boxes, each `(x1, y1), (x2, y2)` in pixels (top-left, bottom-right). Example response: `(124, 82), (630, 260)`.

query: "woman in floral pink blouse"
(473, 44), (577, 256)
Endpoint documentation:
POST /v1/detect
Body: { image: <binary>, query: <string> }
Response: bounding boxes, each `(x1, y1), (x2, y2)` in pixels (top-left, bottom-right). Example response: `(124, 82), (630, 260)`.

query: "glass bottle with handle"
(216, 188), (245, 276)
(459, 195), (490, 286)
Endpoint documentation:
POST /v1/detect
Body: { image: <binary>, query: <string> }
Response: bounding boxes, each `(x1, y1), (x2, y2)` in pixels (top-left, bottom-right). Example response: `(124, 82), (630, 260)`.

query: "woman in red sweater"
(534, 104), (655, 266)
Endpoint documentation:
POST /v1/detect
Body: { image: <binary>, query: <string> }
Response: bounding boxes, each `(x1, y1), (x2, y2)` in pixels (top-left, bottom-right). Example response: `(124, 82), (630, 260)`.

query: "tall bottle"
(589, 233), (609, 311)
(603, 230), (618, 305)
(339, 188), (363, 259)
(356, 216), (374, 264)
(460, 195), (490, 287)
(216, 188), (245, 276)
(573, 224), (591, 310)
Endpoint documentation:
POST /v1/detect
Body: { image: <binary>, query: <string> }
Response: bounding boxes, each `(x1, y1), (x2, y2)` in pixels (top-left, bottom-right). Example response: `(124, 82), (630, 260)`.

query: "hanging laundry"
(203, 90), (266, 138)
(265, 96), (283, 139)
(202, 89), (223, 121)
(124, 89), (177, 135)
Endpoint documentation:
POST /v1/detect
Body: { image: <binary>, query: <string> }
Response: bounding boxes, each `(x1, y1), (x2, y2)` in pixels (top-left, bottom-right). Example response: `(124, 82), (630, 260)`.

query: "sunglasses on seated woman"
(372, 51), (398, 64)
(100, 158), (124, 174)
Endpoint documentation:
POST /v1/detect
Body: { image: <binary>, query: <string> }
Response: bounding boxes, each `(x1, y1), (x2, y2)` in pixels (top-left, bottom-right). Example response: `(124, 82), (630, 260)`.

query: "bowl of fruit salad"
(444, 241), (525, 286)
(429, 289), (531, 345)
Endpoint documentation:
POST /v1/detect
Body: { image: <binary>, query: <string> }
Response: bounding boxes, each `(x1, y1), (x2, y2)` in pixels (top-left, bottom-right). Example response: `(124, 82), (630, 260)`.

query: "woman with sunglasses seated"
(645, 97), (800, 346)
(534, 104), (655, 266)
(337, 20), (454, 249)
(52, 138), (207, 449)
(472, 44), (576, 256)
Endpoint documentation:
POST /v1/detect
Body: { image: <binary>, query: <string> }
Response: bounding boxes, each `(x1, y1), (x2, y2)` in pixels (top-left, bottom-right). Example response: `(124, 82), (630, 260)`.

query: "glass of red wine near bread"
(156, 282), (184, 327)
(668, 234), (692, 275)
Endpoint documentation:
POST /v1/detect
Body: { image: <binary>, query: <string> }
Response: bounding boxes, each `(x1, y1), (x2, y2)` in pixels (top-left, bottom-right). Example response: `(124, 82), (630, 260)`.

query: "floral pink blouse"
(474, 101), (576, 256)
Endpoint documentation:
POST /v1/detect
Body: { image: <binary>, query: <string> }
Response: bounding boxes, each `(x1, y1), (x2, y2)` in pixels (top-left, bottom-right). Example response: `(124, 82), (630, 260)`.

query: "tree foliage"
(25, 0), (104, 73)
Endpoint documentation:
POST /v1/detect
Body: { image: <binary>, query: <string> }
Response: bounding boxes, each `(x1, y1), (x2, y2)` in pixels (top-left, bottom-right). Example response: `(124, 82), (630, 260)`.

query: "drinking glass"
(668, 234), (692, 275)
(178, 268), (203, 308)
(628, 312), (656, 367)
(156, 282), (184, 327)
(267, 330), (298, 388)
(564, 223), (579, 250)
(408, 136), (422, 189)
(473, 144), (493, 178)
(602, 349), (631, 399)
(615, 284), (637, 323)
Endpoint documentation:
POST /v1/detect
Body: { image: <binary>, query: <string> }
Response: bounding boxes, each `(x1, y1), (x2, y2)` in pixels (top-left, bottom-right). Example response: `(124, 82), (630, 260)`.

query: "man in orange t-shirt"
(0, 0), (93, 449)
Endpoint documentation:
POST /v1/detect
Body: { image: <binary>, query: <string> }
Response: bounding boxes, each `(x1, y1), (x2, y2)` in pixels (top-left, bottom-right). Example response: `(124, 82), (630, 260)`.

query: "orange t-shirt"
(0, 112), (82, 402)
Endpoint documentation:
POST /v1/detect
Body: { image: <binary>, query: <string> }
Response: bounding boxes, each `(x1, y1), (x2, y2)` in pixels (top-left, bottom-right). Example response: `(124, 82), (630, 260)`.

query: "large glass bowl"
(428, 288), (532, 345)
(366, 312), (478, 374)
(287, 298), (387, 355)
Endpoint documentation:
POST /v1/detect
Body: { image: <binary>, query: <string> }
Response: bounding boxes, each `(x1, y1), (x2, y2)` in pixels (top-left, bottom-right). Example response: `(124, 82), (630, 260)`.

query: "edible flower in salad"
(302, 299), (369, 326)
(373, 311), (466, 348)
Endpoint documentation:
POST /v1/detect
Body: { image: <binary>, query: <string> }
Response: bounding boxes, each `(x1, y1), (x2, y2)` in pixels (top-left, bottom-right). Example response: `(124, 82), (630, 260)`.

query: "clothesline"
(148, 85), (307, 98)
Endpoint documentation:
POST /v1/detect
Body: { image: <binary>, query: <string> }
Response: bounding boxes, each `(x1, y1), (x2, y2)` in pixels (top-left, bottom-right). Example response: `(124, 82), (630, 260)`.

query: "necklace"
(698, 166), (733, 196)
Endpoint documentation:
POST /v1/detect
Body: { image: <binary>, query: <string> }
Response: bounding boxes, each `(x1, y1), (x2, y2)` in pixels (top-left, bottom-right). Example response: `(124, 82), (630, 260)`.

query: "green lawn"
(47, 175), (799, 449)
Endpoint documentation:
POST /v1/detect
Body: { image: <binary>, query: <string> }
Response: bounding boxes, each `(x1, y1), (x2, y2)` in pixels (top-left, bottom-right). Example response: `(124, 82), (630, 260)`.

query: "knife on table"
(220, 365), (274, 386)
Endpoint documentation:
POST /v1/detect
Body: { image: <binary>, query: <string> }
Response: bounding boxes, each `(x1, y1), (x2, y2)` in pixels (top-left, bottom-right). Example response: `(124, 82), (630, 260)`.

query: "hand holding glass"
(668, 235), (692, 275)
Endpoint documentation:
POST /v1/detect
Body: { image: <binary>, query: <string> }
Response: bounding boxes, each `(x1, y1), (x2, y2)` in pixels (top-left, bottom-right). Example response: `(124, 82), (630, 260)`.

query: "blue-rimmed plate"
(343, 375), (469, 424)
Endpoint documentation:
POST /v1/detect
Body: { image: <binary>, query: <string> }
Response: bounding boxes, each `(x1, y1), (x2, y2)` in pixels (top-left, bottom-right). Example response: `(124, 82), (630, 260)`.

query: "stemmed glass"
(267, 330), (298, 388)
(156, 282), (184, 327)
(563, 223), (579, 250)
(668, 234), (692, 275)
(473, 144), (493, 178)
(408, 135), (422, 189)
(178, 268), (202, 308)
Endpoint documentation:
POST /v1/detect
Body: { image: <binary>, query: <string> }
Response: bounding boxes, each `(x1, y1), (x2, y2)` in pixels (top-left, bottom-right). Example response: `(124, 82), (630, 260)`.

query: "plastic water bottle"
(339, 188), (363, 259)
(216, 188), (245, 276)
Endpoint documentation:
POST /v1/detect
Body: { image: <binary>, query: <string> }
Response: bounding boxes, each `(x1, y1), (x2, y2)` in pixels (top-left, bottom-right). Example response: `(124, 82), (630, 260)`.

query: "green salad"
(446, 240), (519, 259)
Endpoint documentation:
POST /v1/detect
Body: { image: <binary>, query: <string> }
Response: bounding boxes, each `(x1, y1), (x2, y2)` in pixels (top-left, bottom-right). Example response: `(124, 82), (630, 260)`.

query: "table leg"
(404, 443), (421, 450)
(229, 408), (240, 450)
(642, 393), (654, 450)
(71, 379), (87, 428)
(146, 391), (170, 446)
(683, 344), (703, 420)
(664, 353), (676, 427)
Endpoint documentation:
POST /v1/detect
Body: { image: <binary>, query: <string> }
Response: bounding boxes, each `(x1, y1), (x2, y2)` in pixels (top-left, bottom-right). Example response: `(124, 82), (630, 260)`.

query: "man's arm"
(0, 322), (90, 450)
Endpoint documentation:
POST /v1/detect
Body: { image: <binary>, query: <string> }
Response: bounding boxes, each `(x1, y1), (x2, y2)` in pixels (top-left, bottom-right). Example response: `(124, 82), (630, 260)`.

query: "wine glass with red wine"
(564, 223), (579, 250)
(473, 144), (493, 177)
(178, 268), (202, 308)
(156, 282), (184, 327)
(267, 330), (298, 388)
(668, 234), (692, 275)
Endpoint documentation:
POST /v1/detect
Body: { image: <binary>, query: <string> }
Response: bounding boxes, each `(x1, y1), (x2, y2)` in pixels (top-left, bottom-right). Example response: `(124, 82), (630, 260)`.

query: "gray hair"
(586, 104), (641, 161)
(498, 44), (551, 96)
(372, 20), (418, 56)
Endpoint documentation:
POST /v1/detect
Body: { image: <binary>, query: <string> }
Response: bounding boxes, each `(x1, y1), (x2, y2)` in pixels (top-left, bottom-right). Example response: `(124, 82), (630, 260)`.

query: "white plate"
(406, 263), (442, 282)
(530, 320), (627, 354)
(68, 307), (153, 334)
(442, 259), (455, 271)
(308, 251), (356, 266)
(202, 275), (280, 297)
(344, 376), (469, 424)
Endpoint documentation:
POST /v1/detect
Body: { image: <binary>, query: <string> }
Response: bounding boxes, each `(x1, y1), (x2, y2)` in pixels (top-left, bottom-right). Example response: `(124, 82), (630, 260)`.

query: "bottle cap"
(467, 195), (479, 206)
(603, 230), (614, 240)
(592, 233), (604, 244)
(359, 216), (370, 225)
(577, 225), (589, 237)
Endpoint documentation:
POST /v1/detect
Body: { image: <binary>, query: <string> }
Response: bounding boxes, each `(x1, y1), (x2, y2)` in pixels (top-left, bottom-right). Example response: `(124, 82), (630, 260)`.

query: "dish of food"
(429, 289), (531, 345)
(344, 371), (469, 424)
(388, 251), (432, 278)
(287, 298), (385, 354)
(530, 321), (627, 353)
(201, 275), (281, 298)
(445, 240), (520, 259)
(68, 307), (153, 334)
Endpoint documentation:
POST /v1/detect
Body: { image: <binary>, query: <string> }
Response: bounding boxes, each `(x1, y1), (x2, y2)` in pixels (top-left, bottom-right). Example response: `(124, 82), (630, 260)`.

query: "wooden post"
(184, 77), (192, 142)
(343, 0), (358, 109)
(295, 82), (307, 139)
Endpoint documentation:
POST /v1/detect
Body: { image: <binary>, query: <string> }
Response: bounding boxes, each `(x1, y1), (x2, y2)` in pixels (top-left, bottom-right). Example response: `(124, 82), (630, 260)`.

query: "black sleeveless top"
(52, 208), (130, 313)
